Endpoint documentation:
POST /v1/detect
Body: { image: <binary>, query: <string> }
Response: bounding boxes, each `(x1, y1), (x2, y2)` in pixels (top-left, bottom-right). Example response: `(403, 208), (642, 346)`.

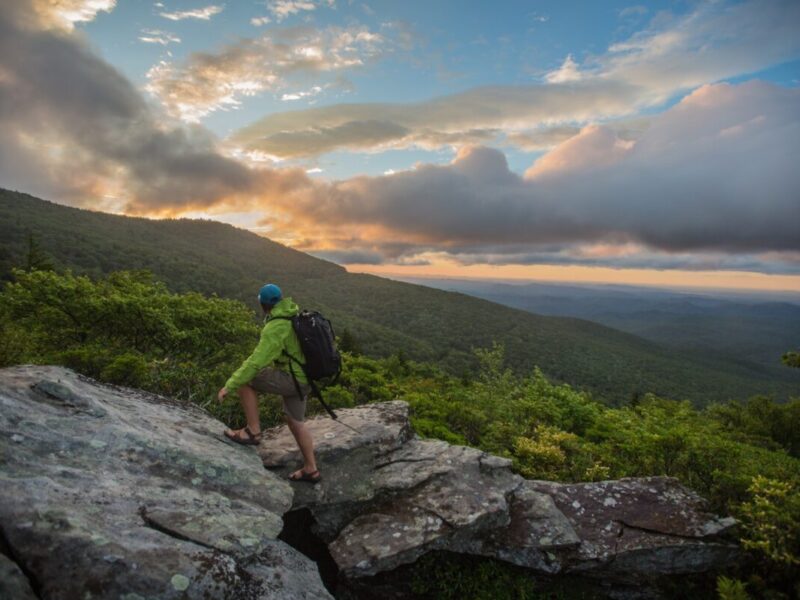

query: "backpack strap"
(272, 314), (340, 420)
(286, 356), (338, 420)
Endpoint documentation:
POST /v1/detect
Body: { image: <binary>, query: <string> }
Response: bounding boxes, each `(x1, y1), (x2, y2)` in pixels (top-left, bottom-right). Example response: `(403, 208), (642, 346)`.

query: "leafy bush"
(717, 576), (750, 600)
(0, 269), (257, 411)
(738, 476), (800, 566)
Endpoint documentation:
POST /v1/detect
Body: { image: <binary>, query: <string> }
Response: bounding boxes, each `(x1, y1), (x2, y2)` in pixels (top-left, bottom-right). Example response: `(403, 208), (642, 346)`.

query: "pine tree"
(24, 232), (55, 272)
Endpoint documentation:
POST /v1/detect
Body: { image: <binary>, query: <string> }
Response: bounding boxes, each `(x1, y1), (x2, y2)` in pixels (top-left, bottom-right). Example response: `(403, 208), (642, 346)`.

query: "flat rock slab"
(259, 401), (740, 585)
(0, 366), (331, 599)
(259, 400), (413, 469)
(527, 478), (740, 576)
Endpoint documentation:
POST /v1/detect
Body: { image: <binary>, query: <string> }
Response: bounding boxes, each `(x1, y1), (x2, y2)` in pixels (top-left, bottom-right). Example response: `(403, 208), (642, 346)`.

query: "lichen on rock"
(0, 365), (332, 599)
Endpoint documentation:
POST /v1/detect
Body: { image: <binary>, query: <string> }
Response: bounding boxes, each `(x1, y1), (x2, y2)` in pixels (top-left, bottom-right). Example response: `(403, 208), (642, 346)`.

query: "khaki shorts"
(249, 367), (311, 422)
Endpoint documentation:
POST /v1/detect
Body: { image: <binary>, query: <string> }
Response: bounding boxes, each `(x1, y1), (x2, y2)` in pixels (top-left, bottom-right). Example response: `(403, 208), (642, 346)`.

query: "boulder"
(0, 365), (332, 599)
(258, 401), (740, 586)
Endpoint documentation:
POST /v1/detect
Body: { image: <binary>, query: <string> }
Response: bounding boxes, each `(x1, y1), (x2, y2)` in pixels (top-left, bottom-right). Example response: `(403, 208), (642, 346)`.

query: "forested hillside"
(2, 188), (798, 406)
(1, 269), (797, 598)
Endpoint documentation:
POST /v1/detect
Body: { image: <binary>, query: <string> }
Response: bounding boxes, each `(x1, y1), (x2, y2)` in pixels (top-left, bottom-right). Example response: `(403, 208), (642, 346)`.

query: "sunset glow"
(346, 263), (800, 293)
(1, 0), (798, 292)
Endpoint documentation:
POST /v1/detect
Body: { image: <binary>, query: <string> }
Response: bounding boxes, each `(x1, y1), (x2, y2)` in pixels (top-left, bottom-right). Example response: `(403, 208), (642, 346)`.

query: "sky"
(1, 0), (799, 291)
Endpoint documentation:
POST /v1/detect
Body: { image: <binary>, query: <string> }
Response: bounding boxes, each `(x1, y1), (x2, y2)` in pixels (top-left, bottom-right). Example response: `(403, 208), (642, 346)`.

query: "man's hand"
(217, 387), (229, 402)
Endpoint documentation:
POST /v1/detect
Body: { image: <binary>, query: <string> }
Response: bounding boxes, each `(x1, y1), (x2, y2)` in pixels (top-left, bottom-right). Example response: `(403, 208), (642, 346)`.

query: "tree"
(24, 232), (55, 272)
(338, 327), (362, 355)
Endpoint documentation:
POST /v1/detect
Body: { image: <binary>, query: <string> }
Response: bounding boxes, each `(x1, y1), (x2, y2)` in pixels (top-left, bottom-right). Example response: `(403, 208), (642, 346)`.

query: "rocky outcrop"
(0, 366), (740, 599)
(0, 366), (332, 599)
(259, 401), (740, 587)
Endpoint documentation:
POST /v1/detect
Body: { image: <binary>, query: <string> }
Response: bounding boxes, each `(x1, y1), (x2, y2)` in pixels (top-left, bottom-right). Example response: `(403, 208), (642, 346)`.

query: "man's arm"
(224, 321), (287, 392)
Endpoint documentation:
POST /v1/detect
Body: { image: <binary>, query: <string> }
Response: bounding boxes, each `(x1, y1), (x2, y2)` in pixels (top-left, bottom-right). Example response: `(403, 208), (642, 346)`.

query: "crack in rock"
(138, 506), (220, 553)
(374, 457), (438, 470)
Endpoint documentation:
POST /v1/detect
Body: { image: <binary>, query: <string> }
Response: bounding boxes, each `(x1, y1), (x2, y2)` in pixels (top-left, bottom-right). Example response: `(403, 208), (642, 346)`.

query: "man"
(217, 283), (321, 483)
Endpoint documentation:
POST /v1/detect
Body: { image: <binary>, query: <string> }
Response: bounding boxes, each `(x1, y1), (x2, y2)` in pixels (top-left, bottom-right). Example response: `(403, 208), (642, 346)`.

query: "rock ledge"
(0, 367), (740, 599)
(0, 366), (332, 599)
(259, 400), (740, 585)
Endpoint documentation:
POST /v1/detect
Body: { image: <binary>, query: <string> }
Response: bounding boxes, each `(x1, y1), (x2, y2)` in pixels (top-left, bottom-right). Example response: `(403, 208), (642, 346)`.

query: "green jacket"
(224, 297), (308, 392)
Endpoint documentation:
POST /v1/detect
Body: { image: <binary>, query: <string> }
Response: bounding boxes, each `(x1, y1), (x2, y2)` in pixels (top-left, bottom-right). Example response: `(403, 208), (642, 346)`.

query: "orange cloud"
(525, 125), (633, 180)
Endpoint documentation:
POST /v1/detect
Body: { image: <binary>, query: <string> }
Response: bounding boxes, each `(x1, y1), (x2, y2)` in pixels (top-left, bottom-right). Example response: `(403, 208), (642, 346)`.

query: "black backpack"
(276, 310), (342, 419)
(287, 310), (342, 381)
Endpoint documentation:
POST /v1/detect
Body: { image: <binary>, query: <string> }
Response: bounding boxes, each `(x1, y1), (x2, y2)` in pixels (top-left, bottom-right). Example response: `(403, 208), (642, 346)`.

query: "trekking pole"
(329, 411), (363, 436)
(288, 357), (363, 435)
(313, 385), (363, 435)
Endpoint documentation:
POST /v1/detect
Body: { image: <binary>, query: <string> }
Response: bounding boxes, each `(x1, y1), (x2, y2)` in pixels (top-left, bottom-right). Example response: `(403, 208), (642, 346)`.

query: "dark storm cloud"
(0, 0), (287, 212)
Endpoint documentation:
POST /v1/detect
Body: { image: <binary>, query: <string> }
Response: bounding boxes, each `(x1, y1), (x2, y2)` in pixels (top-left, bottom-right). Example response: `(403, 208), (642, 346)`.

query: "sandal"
(288, 469), (322, 484)
(224, 426), (262, 446)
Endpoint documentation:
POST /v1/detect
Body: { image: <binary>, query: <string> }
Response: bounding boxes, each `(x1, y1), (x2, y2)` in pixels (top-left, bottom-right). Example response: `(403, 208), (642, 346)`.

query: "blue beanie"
(258, 283), (282, 306)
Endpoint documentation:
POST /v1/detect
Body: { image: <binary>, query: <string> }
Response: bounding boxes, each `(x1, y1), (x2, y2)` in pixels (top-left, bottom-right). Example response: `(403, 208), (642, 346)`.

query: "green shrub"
(717, 576), (749, 600)
(0, 269), (256, 411)
(738, 476), (800, 566)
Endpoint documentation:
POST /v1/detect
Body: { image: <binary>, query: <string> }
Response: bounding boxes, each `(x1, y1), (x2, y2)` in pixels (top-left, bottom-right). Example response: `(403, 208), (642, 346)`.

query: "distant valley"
(398, 276), (800, 377)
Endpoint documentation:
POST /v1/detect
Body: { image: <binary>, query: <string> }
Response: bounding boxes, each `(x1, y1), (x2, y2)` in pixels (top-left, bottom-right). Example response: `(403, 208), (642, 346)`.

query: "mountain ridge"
(2, 187), (798, 405)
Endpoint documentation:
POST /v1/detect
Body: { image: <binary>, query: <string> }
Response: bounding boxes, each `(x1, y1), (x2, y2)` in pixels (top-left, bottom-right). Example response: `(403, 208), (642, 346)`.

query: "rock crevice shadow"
(0, 523), (41, 600)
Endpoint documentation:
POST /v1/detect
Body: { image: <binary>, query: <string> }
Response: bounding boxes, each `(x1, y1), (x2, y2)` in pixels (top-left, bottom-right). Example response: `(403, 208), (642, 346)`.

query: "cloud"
(259, 82), (800, 269)
(418, 246), (800, 276)
(310, 249), (385, 264)
(619, 5), (647, 19)
(0, 0), (313, 213)
(159, 4), (223, 21)
(241, 120), (411, 157)
(232, 0), (800, 158)
(145, 25), (384, 122)
(19, 0), (116, 30)
(251, 16), (271, 27)
(232, 81), (641, 156)
(544, 54), (582, 83)
(524, 125), (633, 179)
(138, 28), (181, 45)
(267, 0), (334, 22)
(504, 126), (582, 151)
(2, 0), (798, 280)
(281, 85), (322, 101)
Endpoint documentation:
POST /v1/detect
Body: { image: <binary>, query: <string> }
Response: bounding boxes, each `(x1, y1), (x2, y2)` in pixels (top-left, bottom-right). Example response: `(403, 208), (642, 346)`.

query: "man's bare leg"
(286, 416), (318, 475)
(224, 385), (261, 439)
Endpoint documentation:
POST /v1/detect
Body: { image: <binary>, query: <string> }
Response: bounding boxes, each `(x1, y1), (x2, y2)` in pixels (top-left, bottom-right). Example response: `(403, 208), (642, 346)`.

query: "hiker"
(217, 283), (321, 483)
